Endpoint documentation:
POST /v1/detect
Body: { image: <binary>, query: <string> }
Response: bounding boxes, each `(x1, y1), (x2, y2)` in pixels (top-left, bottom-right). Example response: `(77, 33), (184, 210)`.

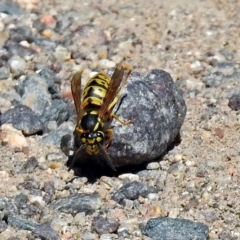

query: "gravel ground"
(0, 0), (240, 239)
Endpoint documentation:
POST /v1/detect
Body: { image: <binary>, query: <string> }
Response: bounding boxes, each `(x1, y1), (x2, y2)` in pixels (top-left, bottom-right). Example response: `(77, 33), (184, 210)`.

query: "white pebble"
(118, 173), (139, 181)
(54, 45), (71, 61)
(9, 56), (26, 74)
(168, 208), (180, 218)
(147, 193), (158, 200)
(98, 59), (115, 69)
(146, 162), (160, 170)
(174, 154), (183, 162)
(29, 196), (46, 209)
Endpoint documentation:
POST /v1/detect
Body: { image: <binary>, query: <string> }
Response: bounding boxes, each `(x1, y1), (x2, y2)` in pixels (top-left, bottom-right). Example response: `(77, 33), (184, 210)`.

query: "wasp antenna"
(68, 144), (86, 171)
(99, 144), (116, 171)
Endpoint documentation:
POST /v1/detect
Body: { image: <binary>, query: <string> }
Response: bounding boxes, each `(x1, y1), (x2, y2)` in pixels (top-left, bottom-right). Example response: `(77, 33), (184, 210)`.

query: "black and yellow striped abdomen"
(82, 73), (110, 110)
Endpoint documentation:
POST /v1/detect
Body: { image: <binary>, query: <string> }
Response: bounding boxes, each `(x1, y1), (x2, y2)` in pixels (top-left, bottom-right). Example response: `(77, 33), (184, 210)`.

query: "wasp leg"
(104, 128), (114, 149)
(110, 114), (133, 125)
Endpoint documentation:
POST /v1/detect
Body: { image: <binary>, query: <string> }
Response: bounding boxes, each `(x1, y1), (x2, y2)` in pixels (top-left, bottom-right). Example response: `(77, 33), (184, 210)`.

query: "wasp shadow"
(66, 132), (182, 183)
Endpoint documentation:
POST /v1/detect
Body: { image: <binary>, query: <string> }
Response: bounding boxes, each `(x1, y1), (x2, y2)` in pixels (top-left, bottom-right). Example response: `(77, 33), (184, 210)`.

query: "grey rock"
(0, 66), (9, 80)
(0, 104), (43, 135)
(20, 156), (39, 173)
(14, 193), (28, 208)
(43, 181), (55, 203)
(112, 181), (158, 204)
(40, 99), (69, 125)
(64, 68), (186, 169)
(0, 220), (7, 232)
(92, 215), (119, 234)
(0, 2), (24, 15)
(50, 193), (102, 214)
(32, 223), (61, 240)
(14, 193), (41, 218)
(7, 215), (38, 231)
(17, 74), (52, 116)
(0, 198), (18, 216)
(9, 26), (34, 45)
(142, 217), (209, 240)
(228, 93), (240, 111)
(17, 179), (40, 192)
(42, 129), (71, 146)
(203, 71), (225, 88)
(34, 37), (57, 51)
(38, 67), (61, 98)
(5, 40), (36, 58)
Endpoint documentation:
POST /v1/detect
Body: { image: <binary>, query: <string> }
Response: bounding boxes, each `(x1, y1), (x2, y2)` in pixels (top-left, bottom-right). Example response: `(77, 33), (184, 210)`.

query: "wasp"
(69, 63), (133, 171)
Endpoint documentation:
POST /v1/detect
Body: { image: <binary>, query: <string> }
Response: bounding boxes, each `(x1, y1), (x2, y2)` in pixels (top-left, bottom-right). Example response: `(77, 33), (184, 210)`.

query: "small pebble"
(174, 154), (183, 162)
(46, 152), (65, 162)
(81, 231), (98, 240)
(98, 59), (115, 69)
(147, 193), (158, 200)
(146, 162), (160, 170)
(0, 124), (29, 152)
(73, 212), (86, 225)
(29, 196), (46, 209)
(53, 45), (71, 61)
(9, 56), (26, 74)
(168, 208), (180, 218)
(118, 173), (140, 181)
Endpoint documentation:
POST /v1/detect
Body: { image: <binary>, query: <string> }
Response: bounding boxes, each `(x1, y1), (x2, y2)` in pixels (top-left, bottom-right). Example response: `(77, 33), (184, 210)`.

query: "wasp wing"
(98, 63), (130, 120)
(71, 71), (83, 122)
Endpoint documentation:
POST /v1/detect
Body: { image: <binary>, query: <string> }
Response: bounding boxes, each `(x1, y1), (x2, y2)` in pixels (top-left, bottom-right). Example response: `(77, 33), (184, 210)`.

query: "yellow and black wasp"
(69, 63), (133, 171)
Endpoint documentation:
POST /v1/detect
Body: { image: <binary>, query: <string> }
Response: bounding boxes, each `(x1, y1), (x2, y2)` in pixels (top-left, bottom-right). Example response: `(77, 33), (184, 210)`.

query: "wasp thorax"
(81, 131), (104, 145)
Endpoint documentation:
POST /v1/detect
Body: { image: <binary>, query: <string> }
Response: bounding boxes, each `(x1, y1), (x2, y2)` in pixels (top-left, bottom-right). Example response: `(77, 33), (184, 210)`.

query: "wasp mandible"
(69, 63), (133, 171)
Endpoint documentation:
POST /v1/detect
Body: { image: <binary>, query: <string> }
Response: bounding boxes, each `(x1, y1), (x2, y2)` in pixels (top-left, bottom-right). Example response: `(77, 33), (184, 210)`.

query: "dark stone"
(38, 67), (61, 99)
(20, 156), (39, 173)
(40, 99), (69, 125)
(50, 193), (102, 214)
(14, 193), (28, 208)
(0, 2), (24, 15)
(0, 220), (7, 232)
(60, 134), (74, 157)
(43, 181), (55, 203)
(141, 217), (209, 240)
(4, 40), (36, 58)
(0, 66), (9, 80)
(42, 129), (72, 147)
(34, 37), (57, 51)
(7, 215), (38, 231)
(16, 74), (52, 116)
(0, 198), (19, 216)
(228, 93), (240, 111)
(112, 181), (158, 204)
(14, 193), (41, 218)
(38, 67), (60, 85)
(203, 71), (225, 88)
(9, 26), (34, 43)
(0, 104), (43, 135)
(92, 215), (119, 234)
(17, 179), (40, 191)
(118, 229), (131, 238)
(32, 223), (61, 240)
(64, 68), (187, 169)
